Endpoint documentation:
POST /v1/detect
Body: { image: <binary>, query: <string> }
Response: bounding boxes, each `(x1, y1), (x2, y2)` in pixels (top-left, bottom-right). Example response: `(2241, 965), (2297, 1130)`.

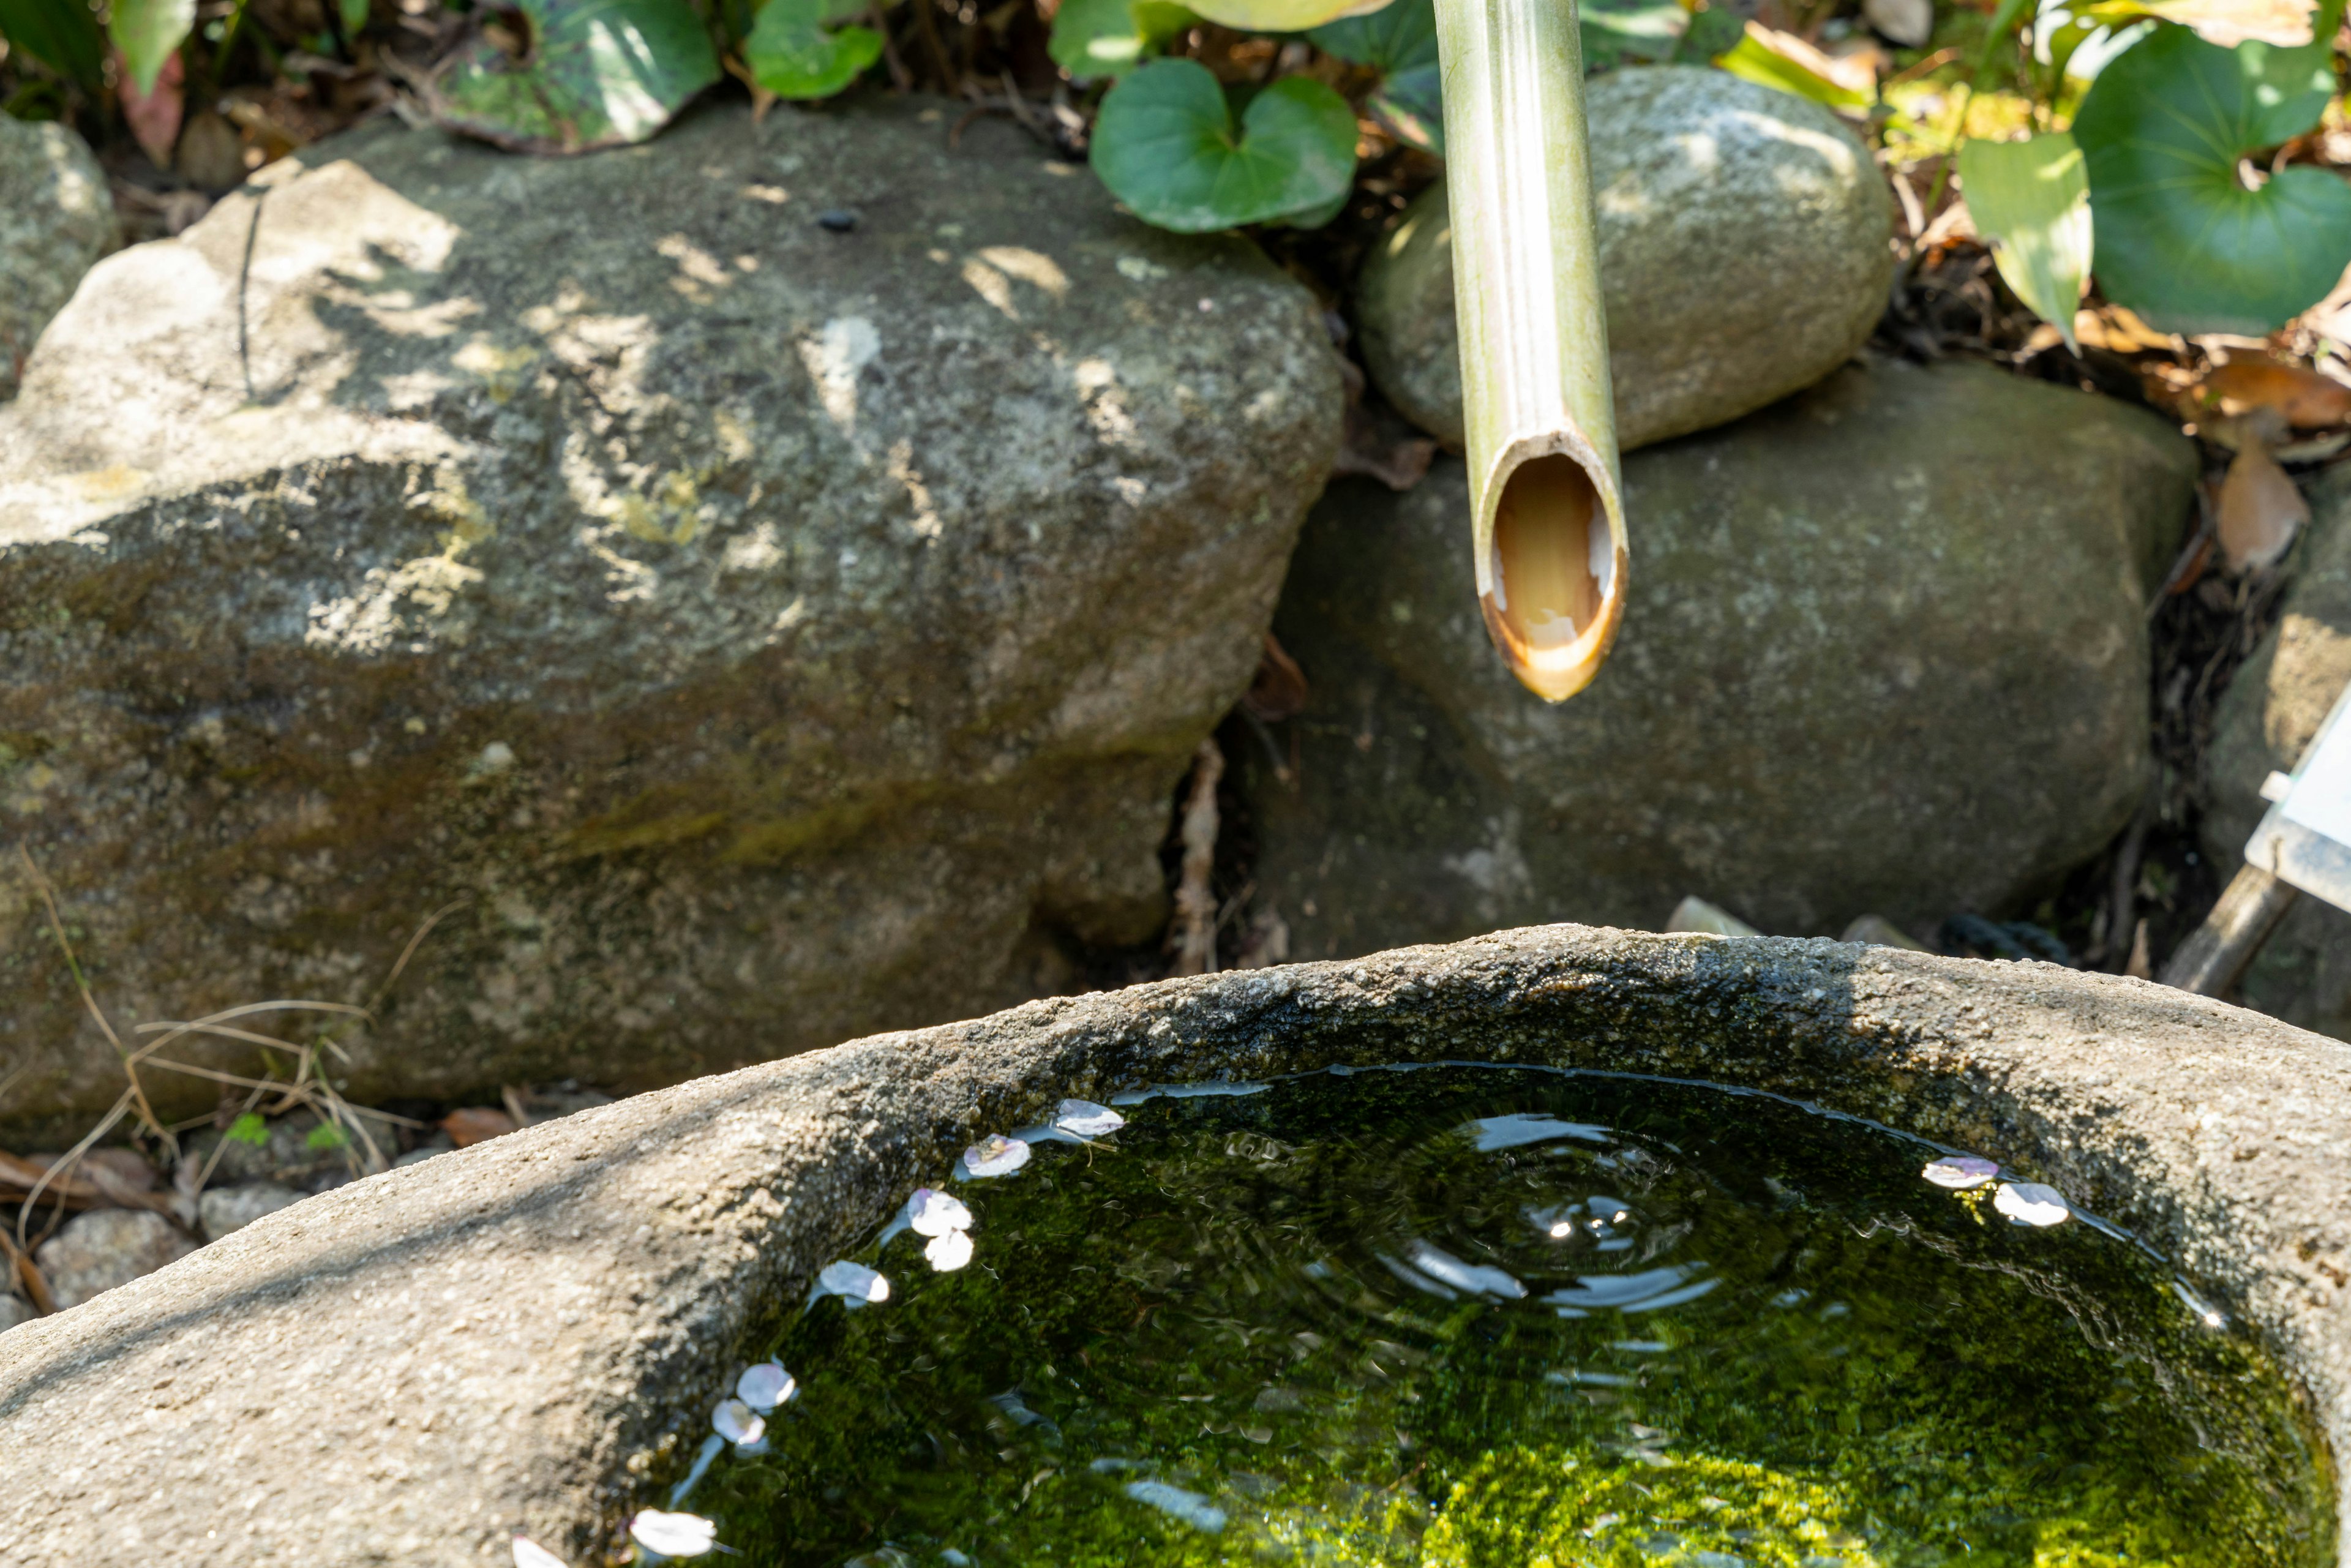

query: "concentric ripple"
(696, 1065), (2331, 1568)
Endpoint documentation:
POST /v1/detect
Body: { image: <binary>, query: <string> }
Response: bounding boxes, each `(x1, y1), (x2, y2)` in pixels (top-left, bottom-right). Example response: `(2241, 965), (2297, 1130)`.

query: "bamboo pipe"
(1433, 0), (1627, 703)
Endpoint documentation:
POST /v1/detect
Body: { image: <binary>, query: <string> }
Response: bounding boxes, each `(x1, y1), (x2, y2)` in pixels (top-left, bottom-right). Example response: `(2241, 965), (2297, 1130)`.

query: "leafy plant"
(1937, 0), (2351, 336)
(225, 1111), (271, 1147)
(0, 0), (104, 92)
(2071, 16), (2351, 332)
(1048, 0), (1194, 80)
(744, 0), (884, 99)
(1957, 132), (2093, 349)
(429, 0), (722, 152)
(111, 0), (193, 94)
(1308, 0), (1441, 150)
(1090, 58), (1358, 231)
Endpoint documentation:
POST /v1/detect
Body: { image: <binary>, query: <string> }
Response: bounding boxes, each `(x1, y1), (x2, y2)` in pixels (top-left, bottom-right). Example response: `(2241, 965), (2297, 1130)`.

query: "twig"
(912, 0), (957, 94)
(2103, 791), (2155, 973)
(1169, 738), (1224, 977)
(0, 1226), (55, 1315)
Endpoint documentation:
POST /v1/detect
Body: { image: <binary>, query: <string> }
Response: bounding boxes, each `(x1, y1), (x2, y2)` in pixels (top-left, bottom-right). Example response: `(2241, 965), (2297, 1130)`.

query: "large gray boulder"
(1355, 66), (1895, 450)
(1242, 355), (2195, 953)
(2202, 469), (2351, 1037)
(0, 97), (1342, 1144)
(0, 925), (2345, 1565)
(0, 116), (116, 401)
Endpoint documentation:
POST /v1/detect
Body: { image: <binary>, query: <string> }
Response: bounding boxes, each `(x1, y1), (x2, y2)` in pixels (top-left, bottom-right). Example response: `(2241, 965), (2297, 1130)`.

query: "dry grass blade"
(13, 1089), (135, 1251)
(0, 1226), (55, 1315)
(18, 844), (166, 1147)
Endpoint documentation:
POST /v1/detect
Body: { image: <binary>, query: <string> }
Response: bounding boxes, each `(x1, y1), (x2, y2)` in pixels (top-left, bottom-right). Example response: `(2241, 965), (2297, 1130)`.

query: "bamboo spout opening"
(1478, 451), (1624, 702)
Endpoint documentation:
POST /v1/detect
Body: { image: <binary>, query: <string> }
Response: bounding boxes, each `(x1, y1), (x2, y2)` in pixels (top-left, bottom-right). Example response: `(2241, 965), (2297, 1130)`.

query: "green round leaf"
(430, 0), (721, 154)
(109, 0), (195, 96)
(1048, 0), (1194, 80)
(747, 0), (884, 99)
(2074, 21), (2351, 332)
(1092, 58), (1359, 233)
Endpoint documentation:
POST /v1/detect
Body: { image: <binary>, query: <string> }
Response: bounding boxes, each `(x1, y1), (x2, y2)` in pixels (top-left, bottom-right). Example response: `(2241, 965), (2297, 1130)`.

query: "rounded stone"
(32, 1208), (197, 1310)
(0, 115), (116, 402)
(0, 926), (2344, 1564)
(1242, 354), (2196, 947)
(1355, 66), (1895, 451)
(198, 1181), (307, 1242)
(0, 96), (1341, 1144)
(2201, 467), (2351, 1040)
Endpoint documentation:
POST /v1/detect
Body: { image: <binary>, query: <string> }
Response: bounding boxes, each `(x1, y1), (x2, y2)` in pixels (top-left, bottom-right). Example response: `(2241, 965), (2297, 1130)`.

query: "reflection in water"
(702, 1066), (2331, 1568)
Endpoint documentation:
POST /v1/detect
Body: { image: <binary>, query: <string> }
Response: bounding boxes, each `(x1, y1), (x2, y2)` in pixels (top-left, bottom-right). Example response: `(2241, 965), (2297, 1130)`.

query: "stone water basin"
(1, 925), (2345, 1564)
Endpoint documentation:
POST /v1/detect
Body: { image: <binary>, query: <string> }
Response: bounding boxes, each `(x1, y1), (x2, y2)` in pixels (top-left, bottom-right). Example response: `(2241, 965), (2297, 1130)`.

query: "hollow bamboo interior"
(1433, 0), (1627, 703)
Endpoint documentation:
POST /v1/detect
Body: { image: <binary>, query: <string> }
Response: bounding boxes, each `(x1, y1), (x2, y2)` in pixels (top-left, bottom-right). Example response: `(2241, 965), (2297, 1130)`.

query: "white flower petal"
(712, 1397), (766, 1447)
(1993, 1181), (2071, 1227)
(630, 1509), (719, 1558)
(816, 1259), (891, 1305)
(959, 1135), (1031, 1179)
(513, 1536), (571, 1568)
(909, 1187), (974, 1237)
(1054, 1098), (1125, 1138)
(1922, 1156), (2000, 1190)
(926, 1228), (975, 1271)
(736, 1360), (797, 1411)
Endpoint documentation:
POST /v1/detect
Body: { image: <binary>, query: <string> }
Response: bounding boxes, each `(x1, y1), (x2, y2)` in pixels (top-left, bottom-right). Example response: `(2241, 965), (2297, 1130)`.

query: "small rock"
(0, 1291), (34, 1333)
(1354, 66), (1894, 451)
(816, 208), (858, 231)
(1243, 356), (2195, 947)
(0, 115), (117, 400)
(1863, 0), (1935, 47)
(198, 1182), (306, 1242)
(34, 1209), (198, 1309)
(174, 110), (247, 192)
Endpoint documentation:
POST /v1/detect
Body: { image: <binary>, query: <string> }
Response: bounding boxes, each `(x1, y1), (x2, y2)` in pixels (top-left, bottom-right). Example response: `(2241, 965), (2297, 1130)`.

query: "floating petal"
(1056, 1098), (1126, 1137)
(909, 1187), (974, 1236)
(959, 1135), (1031, 1179)
(629, 1509), (719, 1558)
(513, 1537), (571, 1568)
(1464, 1112), (1611, 1151)
(736, 1360), (797, 1411)
(1993, 1181), (2071, 1227)
(814, 1259), (891, 1307)
(1124, 1480), (1227, 1533)
(712, 1397), (766, 1447)
(926, 1227), (975, 1271)
(1922, 1155), (1999, 1190)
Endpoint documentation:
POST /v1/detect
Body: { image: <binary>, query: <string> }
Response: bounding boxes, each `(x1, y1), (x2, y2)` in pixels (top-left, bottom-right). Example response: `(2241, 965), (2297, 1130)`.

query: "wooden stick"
(2159, 863), (2300, 996)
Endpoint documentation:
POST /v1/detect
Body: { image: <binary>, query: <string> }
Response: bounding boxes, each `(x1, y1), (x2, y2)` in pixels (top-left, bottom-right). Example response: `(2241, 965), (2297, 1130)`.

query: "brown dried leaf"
(2218, 441), (2309, 572)
(1241, 632), (1309, 722)
(2200, 358), (2351, 427)
(440, 1106), (518, 1147)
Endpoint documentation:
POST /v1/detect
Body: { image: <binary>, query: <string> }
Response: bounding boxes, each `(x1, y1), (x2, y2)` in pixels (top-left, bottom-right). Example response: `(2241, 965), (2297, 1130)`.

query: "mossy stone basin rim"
(0, 925), (2345, 1566)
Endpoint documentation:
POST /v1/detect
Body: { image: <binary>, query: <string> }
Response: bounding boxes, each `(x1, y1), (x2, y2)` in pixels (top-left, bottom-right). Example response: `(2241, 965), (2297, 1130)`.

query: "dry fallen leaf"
(2218, 441), (2309, 572)
(2074, 306), (2178, 354)
(2200, 358), (2351, 427)
(441, 1106), (519, 1147)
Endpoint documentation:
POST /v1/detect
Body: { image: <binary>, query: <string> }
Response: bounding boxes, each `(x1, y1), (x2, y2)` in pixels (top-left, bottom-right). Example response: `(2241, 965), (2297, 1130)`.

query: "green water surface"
(696, 1065), (2333, 1567)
